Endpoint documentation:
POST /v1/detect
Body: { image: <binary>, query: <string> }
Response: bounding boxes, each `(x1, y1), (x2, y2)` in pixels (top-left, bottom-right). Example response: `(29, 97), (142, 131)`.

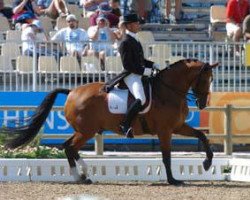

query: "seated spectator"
(22, 19), (61, 60)
(12, 0), (40, 28)
(226, 0), (249, 45)
(0, 0), (13, 19)
(113, 16), (125, 42)
(109, 0), (121, 17)
(243, 14), (250, 42)
(166, 0), (182, 23)
(81, 0), (107, 17)
(21, 19), (45, 56)
(88, 14), (116, 69)
(128, 0), (152, 23)
(38, 0), (69, 20)
(51, 14), (89, 60)
(89, 2), (119, 28)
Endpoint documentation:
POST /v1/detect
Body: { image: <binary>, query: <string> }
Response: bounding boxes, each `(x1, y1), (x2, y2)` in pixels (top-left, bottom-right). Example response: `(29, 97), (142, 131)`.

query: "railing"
(0, 40), (248, 92)
(1, 104), (250, 156)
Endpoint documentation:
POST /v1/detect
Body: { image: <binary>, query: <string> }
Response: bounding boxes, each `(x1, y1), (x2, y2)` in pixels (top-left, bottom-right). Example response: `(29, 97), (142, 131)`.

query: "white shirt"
(126, 30), (139, 41)
(21, 26), (37, 53)
(87, 26), (113, 51)
(51, 27), (89, 53)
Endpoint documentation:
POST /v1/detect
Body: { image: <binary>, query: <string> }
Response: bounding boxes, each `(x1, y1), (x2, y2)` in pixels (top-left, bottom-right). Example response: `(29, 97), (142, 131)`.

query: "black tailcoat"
(118, 34), (153, 75)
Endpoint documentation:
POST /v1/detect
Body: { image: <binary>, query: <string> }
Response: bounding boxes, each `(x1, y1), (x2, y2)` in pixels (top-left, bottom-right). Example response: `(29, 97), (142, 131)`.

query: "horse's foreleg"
(63, 132), (94, 184)
(175, 123), (213, 171)
(158, 133), (184, 185)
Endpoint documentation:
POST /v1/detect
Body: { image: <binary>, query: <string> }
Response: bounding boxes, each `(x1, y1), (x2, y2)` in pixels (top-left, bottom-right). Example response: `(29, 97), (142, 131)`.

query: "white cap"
(96, 14), (108, 23)
(66, 14), (77, 22)
(31, 20), (43, 31)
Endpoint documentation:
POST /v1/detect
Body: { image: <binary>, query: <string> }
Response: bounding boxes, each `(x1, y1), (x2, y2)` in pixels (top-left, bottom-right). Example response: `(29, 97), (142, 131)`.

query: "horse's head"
(190, 62), (219, 109)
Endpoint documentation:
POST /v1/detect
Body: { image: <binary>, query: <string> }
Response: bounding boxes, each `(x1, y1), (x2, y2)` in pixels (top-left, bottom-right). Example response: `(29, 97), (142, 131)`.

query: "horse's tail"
(4, 88), (71, 149)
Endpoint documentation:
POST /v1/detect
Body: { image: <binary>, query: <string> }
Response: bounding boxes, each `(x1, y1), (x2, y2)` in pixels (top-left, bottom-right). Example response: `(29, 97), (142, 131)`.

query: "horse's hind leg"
(63, 132), (94, 183)
(175, 123), (213, 171)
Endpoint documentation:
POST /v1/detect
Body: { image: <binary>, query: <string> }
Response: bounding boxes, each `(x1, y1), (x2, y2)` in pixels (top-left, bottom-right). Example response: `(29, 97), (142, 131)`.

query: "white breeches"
(124, 73), (146, 105)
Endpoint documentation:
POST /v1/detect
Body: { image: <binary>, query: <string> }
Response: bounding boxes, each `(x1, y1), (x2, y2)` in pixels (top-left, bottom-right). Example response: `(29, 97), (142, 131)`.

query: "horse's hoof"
(80, 174), (87, 180)
(82, 178), (92, 184)
(203, 158), (212, 171)
(168, 179), (184, 186)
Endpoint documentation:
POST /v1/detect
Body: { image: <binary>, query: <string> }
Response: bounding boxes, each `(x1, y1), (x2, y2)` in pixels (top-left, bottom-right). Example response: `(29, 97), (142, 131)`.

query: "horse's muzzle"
(196, 99), (206, 110)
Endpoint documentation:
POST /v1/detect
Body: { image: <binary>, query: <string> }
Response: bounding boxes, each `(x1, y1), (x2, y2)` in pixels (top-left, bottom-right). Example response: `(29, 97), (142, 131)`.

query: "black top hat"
(123, 13), (139, 24)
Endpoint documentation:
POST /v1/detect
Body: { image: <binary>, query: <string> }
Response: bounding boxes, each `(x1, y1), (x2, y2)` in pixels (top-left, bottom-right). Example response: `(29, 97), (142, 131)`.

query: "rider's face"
(126, 22), (140, 33)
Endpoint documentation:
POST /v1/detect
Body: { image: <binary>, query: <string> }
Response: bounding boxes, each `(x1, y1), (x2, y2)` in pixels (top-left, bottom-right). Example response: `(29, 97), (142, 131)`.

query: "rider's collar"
(126, 30), (139, 41)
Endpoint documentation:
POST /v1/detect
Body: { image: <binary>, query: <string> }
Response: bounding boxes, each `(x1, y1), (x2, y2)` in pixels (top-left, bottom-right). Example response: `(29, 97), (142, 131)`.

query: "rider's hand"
(151, 68), (160, 77)
(150, 63), (161, 77)
(153, 63), (161, 70)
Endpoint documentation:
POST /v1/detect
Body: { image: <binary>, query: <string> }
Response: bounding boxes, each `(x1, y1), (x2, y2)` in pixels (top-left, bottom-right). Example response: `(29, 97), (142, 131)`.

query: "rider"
(119, 13), (161, 138)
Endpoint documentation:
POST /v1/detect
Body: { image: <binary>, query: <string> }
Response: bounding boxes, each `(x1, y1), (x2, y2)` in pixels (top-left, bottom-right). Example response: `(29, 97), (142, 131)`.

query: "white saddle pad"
(108, 86), (152, 114)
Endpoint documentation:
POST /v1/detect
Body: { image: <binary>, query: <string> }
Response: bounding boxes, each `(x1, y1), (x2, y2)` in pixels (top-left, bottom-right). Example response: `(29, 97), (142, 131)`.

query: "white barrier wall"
(0, 158), (229, 182)
(230, 158), (250, 182)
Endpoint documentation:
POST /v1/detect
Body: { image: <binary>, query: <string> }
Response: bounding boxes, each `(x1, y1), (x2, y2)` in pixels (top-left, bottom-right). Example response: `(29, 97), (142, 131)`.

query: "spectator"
(242, 14), (250, 41)
(88, 14), (116, 69)
(21, 19), (46, 56)
(166, 0), (182, 23)
(226, 0), (249, 45)
(12, 0), (40, 28)
(89, 2), (119, 27)
(38, 0), (69, 19)
(113, 16), (125, 41)
(0, 0), (13, 19)
(81, 0), (107, 17)
(128, 0), (152, 23)
(109, 0), (121, 17)
(51, 14), (89, 59)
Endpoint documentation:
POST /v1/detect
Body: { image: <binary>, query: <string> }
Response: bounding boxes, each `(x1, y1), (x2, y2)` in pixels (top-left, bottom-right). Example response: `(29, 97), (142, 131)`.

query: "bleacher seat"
(137, 31), (155, 56)
(0, 55), (13, 72)
(6, 30), (22, 42)
(38, 16), (54, 35)
(16, 56), (33, 73)
(3, 0), (12, 7)
(210, 5), (227, 24)
(245, 43), (250, 67)
(0, 16), (10, 32)
(209, 5), (227, 41)
(1, 43), (21, 67)
(55, 16), (67, 30)
(1, 42), (21, 57)
(68, 4), (82, 19)
(105, 56), (123, 73)
(137, 31), (155, 43)
(78, 17), (90, 31)
(60, 56), (81, 72)
(150, 44), (171, 59)
(81, 56), (100, 73)
(38, 56), (58, 73)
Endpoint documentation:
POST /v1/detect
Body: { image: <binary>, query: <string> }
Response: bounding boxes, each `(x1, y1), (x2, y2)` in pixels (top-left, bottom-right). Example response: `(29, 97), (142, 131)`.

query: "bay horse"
(3, 59), (219, 185)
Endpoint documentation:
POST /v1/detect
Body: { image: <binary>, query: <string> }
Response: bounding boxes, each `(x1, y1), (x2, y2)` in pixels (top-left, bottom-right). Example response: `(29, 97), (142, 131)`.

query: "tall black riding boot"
(120, 99), (143, 138)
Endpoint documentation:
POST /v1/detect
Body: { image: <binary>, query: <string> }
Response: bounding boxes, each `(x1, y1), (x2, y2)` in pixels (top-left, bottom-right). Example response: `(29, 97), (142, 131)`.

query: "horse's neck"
(154, 68), (192, 97)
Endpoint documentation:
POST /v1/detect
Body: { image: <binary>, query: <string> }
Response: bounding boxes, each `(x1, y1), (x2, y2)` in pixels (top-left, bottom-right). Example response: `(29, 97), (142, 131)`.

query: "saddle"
(104, 75), (152, 114)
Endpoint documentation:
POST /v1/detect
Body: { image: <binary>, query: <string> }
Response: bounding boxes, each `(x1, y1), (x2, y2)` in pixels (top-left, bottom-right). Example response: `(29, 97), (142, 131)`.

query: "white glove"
(151, 68), (160, 77)
(153, 63), (161, 70)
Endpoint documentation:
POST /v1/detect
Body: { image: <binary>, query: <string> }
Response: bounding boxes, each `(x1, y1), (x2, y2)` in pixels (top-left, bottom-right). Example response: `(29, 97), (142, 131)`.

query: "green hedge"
(0, 134), (66, 159)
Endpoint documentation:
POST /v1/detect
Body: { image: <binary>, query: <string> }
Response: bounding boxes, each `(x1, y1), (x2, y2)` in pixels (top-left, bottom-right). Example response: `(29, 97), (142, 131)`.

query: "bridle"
(155, 62), (213, 102)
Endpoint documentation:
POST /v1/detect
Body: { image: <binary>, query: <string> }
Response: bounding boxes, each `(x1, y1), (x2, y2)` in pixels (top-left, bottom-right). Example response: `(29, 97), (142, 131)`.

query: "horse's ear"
(210, 62), (219, 69)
